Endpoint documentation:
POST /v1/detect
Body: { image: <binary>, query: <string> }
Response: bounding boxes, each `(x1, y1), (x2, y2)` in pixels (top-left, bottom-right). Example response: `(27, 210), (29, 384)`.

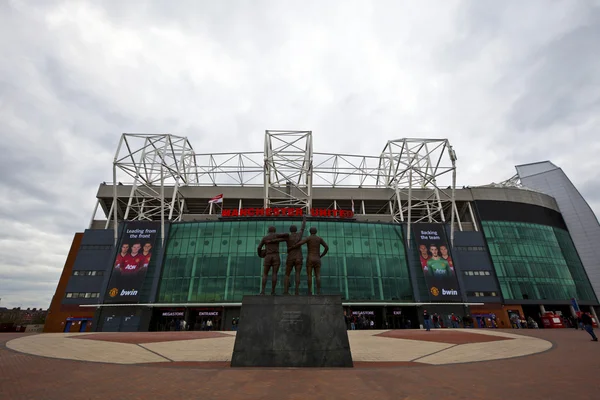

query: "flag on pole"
(208, 194), (223, 204)
(351, 198), (355, 213)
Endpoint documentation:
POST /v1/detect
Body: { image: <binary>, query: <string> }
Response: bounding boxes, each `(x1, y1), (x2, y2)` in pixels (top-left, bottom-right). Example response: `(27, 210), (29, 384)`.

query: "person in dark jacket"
(581, 313), (598, 341)
(423, 310), (431, 331)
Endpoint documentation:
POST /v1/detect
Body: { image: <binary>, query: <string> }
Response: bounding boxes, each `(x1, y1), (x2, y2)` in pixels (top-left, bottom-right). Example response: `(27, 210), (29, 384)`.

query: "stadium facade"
(44, 131), (600, 333)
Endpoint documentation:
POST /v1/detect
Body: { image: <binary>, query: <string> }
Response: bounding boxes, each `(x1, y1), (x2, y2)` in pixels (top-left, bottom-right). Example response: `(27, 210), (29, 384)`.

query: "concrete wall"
(44, 233), (96, 333)
(63, 229), (115, 305)
(96, 184), (558, 206)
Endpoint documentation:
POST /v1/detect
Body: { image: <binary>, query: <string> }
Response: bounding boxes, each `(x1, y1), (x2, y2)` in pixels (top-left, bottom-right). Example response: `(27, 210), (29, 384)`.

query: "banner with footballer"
(104, 222), (159, 303)
(413, 223), (462, 301)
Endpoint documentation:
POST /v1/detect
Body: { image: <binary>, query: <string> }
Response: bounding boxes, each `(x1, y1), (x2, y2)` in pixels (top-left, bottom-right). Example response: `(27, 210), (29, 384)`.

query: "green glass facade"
(482, 221), (596, 302)
(158, 220), (413, 303)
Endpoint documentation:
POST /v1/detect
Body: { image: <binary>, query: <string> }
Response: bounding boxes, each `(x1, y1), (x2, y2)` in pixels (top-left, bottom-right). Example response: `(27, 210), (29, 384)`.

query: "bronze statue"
(257, 226), (286, 295)
(289, 227), (329, 295)
(281, 216), (307, 295)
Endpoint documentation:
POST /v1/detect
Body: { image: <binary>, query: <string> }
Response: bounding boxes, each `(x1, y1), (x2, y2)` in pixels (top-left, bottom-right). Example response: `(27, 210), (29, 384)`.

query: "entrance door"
(102, 316), (122, 332)
(195, 316), (221, 331)
(64, 321), (72, 332)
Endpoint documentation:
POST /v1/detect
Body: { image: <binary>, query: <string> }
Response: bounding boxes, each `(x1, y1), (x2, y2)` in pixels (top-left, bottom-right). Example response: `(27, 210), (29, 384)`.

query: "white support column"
(590, 306), (599, 325)
(450, 163), (457, 247)
(89, 199), (100, 229)
(569, 305), (578, 318)
(452, 201), (463, 232)
(238, 198), (242, 212)
(139, 199), (146, 220)
(361, 200), (365, 215)
(123, 182), (137, 221)
(209, 202), (213, 215)
(112, 165), (118, 244)
(178, 198), (185, 221)
(407, 168), (413, 247)
(307, 133), (313, 211)
(160, 139), (169, 246)
(168, 183), (179, 221)
(264, 132), (270, 209)
(168, 142), (188, 221)
(467, 202), (479, 232)
(112, 135), (125, 245)
(105, 201), (115, 230)
(539, 305), (546, 314)
(334, 200), (337, 210)
(394, 186), (404, 222)
(425, 202), (433, 222)
(434, 186), (445, 222)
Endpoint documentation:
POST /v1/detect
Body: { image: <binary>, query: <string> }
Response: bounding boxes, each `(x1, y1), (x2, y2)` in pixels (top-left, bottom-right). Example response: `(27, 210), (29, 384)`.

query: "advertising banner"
(413, 223), (462, 301)
(571, 297), (580, 312)
(104, 222), (159, 303)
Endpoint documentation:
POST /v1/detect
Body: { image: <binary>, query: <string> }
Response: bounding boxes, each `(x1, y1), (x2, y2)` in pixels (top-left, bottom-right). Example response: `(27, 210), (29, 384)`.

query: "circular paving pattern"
(5, 329), (552, 368)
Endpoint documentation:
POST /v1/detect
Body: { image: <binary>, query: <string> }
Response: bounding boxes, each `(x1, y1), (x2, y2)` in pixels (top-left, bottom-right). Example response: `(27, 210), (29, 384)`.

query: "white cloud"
(1, 0), (599, 308)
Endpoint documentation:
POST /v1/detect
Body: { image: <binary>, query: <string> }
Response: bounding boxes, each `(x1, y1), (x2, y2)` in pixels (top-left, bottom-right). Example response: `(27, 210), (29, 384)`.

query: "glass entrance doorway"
(191, 309), (222, 331)
(155, 310), (185, 331)
(387, 307), (418, 329)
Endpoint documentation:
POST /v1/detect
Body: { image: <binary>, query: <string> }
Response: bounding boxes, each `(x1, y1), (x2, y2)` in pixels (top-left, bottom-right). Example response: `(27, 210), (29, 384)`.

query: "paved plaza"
(1, 328), (598, 399)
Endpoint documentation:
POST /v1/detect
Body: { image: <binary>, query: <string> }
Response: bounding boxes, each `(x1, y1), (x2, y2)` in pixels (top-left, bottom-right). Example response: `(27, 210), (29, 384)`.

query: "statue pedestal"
(230, 295), (353, 368)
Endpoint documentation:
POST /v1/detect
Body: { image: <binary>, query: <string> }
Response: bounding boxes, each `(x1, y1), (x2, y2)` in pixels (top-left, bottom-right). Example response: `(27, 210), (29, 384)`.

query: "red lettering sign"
(220, 208), (354, 219)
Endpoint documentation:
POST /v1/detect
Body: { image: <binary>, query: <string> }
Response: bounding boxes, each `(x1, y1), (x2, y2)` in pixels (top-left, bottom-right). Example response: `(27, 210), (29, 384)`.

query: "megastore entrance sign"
(221, 207), (354, 218)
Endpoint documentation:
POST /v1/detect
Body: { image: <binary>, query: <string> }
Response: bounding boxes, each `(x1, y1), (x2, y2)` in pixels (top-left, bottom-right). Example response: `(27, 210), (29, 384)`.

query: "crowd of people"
(160, 310), (597, 342)
(164, 318), (216, 331)
(345, 313), (376, 330)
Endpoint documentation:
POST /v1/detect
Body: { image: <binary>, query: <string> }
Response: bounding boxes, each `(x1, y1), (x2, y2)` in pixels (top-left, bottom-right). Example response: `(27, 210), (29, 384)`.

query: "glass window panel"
(159, 220), (413, 303)
(481, 221), (594, 302)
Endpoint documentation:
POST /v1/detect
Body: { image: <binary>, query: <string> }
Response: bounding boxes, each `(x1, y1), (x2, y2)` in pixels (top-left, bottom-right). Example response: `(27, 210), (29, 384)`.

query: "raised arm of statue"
(299, 215), (307, 239)
(319, 237), (329, 258)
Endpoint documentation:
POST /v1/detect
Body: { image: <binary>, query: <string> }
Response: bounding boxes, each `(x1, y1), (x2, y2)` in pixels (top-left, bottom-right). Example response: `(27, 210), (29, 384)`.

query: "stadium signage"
(221, 207), (354, 218)
(198, 311), (220, 316)
(162, 311), (184, 317)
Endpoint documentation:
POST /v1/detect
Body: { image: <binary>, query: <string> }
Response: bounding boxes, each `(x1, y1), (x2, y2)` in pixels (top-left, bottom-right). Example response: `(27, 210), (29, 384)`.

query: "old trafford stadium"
(44, 131), (600, 333)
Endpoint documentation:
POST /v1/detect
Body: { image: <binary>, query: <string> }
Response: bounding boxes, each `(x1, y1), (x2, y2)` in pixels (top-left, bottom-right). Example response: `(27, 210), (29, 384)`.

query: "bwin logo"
(442, 289), (458, 296)
(120, 289), (138, 296)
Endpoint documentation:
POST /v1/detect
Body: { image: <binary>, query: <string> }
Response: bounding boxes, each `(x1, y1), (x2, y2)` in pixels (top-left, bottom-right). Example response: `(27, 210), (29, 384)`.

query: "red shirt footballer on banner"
(419, 244), (430, 272)
(122, 243), (144, 274)
(141, 243), (152, 269)
(114, 243), (129, 270)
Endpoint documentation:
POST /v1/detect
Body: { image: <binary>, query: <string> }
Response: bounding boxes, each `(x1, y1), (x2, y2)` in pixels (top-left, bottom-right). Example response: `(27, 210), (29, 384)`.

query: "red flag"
(208, 194), (223, 204)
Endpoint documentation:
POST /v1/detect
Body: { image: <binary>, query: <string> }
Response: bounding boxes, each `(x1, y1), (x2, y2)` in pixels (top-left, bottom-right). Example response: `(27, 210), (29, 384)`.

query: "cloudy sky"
(1, 0), (599, 309)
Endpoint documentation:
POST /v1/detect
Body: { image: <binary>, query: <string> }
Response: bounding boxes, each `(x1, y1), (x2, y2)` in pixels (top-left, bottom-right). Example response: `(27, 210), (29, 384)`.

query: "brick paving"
(376, 329), (512, 344)
(7, 329), (549, 365)
(72, 331), (230, 344)
(1, 329), (599, 400)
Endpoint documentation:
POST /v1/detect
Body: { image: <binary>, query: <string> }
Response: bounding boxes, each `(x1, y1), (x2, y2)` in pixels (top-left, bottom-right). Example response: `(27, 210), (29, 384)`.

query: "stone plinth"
(230, 295), (353, 368)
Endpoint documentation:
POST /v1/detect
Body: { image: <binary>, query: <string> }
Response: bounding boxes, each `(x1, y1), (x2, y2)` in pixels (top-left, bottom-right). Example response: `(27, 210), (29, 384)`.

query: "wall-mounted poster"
(413, 223), (462, 301)
(104, 222), (159, 303)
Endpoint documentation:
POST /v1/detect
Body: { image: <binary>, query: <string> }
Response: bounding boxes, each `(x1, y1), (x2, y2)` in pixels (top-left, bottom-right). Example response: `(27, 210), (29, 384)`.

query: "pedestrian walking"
(581, 313), (598, 342)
